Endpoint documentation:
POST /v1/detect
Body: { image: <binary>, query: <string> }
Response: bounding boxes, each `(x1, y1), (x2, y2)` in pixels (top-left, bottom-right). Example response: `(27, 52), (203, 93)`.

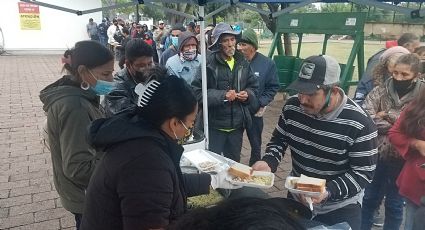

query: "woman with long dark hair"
(40, 40), (115, 229)
(388, 86), (425, 230)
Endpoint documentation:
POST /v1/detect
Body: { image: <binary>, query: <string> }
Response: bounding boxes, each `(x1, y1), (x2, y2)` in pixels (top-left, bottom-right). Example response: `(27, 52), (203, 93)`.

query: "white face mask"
(181, 48), (197, 61)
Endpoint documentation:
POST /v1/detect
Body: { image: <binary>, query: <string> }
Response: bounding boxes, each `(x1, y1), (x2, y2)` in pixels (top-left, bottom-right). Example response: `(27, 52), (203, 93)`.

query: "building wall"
(0, 0), (102, 50)
(364, 22), (425, 39)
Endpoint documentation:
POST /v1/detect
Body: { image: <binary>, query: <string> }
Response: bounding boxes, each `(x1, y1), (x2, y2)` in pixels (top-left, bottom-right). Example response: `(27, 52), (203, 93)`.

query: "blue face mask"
(171, 36), (179, 48)
(88, 70), (116, 95)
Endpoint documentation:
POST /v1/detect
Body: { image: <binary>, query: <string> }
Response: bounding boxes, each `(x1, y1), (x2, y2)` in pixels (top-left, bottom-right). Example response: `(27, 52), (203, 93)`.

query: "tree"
(321, 3), (352, 13)
(255, 3), (294, 55)
(162, 3), (193, 24)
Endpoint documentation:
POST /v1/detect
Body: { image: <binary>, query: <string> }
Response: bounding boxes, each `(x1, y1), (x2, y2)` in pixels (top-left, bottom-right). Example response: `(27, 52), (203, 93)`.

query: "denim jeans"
(99, 36), (108, 47)
(246, 116), (264, 166)
(405, 199), (419, 230)
(73, 213), (82, 230)
(361, 158), (404, 230)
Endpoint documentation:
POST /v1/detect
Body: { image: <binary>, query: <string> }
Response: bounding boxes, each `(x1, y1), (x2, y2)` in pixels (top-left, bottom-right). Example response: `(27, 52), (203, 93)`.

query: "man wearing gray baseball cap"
(253, 55), (378, 230)
(192, 22), (258, 163)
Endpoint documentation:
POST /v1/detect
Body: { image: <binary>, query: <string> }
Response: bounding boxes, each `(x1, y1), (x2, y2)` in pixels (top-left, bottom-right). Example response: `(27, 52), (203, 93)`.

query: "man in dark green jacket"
(192, 22), (258, 162)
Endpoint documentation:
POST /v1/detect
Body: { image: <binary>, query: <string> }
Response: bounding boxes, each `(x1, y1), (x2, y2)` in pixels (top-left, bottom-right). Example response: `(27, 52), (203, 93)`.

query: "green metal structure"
(268, 12), (367, 93)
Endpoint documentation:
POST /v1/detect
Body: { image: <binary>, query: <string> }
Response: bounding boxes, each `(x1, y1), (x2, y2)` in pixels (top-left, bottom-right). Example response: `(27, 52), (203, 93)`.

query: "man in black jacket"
(192, 22), (259, 162)
(238, 28), (279, 166)
(103, 39), (155, 116)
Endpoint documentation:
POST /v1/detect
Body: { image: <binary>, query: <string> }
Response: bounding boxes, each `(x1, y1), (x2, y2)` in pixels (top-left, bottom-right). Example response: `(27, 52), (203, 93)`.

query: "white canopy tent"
(19, 0), (425, 150)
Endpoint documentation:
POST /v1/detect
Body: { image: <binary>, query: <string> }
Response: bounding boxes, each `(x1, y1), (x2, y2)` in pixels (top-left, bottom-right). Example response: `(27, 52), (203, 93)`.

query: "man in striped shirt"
(253, 55), (378, 230)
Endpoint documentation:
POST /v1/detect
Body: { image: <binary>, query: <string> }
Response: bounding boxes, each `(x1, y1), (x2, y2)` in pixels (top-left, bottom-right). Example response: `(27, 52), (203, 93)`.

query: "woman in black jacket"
(81, 68), (238, 230)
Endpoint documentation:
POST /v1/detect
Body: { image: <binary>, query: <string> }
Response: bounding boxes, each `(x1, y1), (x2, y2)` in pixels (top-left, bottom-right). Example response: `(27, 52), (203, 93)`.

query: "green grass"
(257, 40), (384, 81)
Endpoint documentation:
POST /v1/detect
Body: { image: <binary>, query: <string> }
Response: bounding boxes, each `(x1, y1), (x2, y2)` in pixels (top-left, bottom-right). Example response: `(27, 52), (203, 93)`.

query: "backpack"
(113, 26), (124, 43)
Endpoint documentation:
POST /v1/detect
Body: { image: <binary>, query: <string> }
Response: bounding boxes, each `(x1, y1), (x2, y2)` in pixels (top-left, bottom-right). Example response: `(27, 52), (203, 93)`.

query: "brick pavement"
(0, 54), (76, 230)
(0, 54), (292, 229)
(0, 54), (384, 229)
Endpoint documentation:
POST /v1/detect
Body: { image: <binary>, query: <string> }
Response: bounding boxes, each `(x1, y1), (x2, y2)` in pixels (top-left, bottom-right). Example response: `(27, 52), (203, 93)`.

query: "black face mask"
(393, 78), (415, 97)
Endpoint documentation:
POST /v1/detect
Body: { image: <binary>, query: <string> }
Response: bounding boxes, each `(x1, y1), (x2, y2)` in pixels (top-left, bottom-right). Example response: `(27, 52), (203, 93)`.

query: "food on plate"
(228, 162), (253, 180)
(187, 188), (223, 209)
(232, 175), (272, 186)
(295, 174), (326, 193)
(198, 161), (217, 171)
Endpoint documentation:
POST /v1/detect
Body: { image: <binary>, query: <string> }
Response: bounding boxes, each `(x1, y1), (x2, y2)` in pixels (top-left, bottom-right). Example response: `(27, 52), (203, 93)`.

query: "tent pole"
(199, 5), (209, 150)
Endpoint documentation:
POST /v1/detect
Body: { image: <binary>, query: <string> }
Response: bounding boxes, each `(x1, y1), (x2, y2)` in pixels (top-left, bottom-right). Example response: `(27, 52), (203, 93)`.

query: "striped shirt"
(263, 96), (378, 202)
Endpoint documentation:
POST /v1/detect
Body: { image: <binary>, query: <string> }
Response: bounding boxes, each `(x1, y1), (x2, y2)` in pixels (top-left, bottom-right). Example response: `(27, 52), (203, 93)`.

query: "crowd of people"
(39, 18), (425, 230)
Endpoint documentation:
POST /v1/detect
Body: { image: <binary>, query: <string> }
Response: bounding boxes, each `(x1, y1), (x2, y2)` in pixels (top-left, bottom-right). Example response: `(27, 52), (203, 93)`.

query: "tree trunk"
(281, 3), (292, 56)
(283, 33), (292, 56)
(256, 3), (293, 56)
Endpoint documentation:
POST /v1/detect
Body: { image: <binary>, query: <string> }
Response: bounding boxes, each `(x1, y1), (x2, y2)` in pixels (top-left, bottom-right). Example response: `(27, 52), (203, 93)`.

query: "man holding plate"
(252, 55), (378, 230)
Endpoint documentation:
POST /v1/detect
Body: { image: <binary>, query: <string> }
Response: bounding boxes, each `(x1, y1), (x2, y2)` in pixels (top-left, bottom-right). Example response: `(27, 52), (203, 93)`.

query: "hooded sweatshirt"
(39, 75), (105, 214)
(80, 113), (210, 229)
(165, 31), (201, 84)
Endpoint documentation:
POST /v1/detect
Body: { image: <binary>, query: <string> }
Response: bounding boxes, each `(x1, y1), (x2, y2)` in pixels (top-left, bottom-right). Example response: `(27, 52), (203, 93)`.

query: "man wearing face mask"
(103, 39), (156, 117)
(165, 31), (201, 84)
(252, 55), (378, 230)
(159, 24), (185, 66)
(191, 22), (259, 163)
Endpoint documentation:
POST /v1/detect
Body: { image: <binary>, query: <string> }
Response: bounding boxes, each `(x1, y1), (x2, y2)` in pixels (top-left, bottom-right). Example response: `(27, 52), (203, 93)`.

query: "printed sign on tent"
(18, 2), (41, 30)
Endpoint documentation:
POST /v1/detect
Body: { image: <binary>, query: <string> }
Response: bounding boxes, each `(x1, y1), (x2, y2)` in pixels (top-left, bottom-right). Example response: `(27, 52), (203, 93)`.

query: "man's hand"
(411, 139), (425, 157)
(251, 161), (271, 172)
(236, 91), (248, 102)
(311, 189), (329, 204)
(225, 90), (237, 102)
(255, 107), (266, 117)
(295, 188), (329, 209)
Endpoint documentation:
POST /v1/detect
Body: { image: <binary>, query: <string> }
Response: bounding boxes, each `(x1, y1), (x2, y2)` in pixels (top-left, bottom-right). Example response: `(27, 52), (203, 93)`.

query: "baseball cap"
(287, 55), (341, 94)
(158, 20), (164, 24)
(209, 22), (240, 49)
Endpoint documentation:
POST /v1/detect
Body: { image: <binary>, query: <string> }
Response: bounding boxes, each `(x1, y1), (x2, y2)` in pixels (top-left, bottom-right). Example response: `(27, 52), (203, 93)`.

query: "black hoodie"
(81, 113), (211, 230)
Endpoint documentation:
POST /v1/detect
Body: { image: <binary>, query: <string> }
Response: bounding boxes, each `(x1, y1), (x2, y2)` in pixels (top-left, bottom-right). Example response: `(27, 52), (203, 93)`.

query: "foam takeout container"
(182, 149), (228, 174)
(227, 170), (275, 189)
(284, 176), (321, 197)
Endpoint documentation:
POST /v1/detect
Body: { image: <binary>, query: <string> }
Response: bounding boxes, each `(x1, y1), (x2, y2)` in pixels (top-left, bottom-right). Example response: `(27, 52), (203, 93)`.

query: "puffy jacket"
(39, 75), (105, 214)
(191, 51), (259, 129)
(354, 49), (386, 106)
(103, 68), (137, 117)
(80, 113), (211, 230)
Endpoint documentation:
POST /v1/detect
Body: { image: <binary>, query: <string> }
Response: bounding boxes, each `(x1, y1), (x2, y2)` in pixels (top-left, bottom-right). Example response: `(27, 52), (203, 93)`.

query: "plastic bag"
(308, 222), (351, 230)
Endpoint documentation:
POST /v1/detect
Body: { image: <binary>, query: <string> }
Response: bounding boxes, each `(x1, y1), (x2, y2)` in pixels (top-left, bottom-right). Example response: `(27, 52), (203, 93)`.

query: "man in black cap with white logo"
(252, 55), (378, 230)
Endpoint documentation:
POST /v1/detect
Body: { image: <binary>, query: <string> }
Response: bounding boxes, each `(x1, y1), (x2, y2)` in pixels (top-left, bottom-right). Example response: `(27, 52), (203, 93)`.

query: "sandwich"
(228, 162), (252, 180)
(295, 174), (326, 193)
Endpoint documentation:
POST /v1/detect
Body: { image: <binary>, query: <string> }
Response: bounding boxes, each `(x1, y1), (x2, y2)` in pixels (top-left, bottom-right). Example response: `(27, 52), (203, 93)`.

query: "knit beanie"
(380, 46), (410, 62)
(240, 28), (258, 50)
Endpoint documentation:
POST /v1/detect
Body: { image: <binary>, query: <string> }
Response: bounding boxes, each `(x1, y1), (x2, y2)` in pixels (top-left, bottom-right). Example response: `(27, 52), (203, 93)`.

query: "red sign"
(18, 2), (40, 14)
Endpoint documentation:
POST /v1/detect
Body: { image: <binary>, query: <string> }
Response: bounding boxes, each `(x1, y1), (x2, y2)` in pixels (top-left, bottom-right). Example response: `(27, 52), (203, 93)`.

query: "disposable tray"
(284, 176), (321, 197)
(182, 149), (227, 173)
(227, 170), (275, 189)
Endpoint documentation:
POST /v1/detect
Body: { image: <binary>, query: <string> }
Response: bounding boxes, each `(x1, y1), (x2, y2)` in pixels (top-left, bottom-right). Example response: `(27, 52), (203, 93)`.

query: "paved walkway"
(0, 54), (291, 229)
